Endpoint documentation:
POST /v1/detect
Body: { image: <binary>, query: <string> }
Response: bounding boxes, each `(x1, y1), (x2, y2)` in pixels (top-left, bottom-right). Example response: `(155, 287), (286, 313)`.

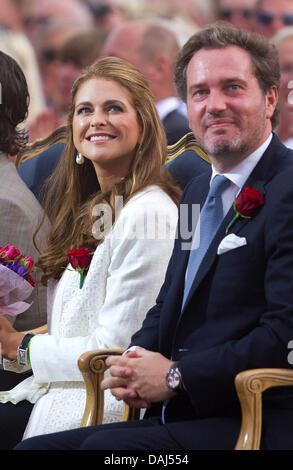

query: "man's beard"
(199, 115), (266, 161)
(202, 130), (249, 158)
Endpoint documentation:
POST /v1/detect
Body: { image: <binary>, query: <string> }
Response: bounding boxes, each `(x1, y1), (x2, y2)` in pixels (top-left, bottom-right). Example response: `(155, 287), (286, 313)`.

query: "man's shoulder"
(257, 135), (293, 191)
(163, 110), (191, 146)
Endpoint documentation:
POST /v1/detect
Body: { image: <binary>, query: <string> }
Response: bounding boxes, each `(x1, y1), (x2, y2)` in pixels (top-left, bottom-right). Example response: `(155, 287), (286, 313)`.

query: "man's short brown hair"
(174, 23), (280, 128)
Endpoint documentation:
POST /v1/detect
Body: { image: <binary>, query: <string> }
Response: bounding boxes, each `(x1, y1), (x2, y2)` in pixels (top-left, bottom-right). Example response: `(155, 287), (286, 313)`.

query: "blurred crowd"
(0, 0), (293, 146)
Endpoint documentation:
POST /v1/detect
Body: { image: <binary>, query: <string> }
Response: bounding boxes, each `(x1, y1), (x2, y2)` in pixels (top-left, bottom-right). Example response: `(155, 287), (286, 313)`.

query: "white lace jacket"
(0, 186), (178, 438)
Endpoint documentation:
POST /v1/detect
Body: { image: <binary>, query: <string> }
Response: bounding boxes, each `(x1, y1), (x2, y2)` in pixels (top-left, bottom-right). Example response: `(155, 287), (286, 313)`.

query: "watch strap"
(17, 333), (35, 366)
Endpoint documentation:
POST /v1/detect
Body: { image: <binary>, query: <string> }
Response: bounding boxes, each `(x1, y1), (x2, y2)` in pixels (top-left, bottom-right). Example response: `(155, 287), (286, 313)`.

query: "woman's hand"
(0, 315), (24, 361)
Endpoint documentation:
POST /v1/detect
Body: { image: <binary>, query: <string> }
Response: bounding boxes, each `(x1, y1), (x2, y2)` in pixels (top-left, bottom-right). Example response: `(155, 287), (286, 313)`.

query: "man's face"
(102, 29), (157, 96)
(254, 0), (293, 38)
(186, 46), (275, 167)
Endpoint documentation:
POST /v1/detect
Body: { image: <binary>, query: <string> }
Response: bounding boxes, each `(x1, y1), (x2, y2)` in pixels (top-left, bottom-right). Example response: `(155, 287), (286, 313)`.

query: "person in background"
(272, 26), (293, 148)
(253, 0), (293, 38)
(214, 0), (258, 30)
(85, 0), (133, 34)
(22, 0), (94, 57)
(0, 56), (180, 450)
(0, 50), (49, 333)
(0, 50), (49, 416)
(142, 0), (216, 27)
(22, 0), (94, 126)
(27, 29), (107, 142)
(102, 19), (191, 145)
(50, 30), (108, 124)
(0, 0), (25, 31)
(0, 26), (45, 126)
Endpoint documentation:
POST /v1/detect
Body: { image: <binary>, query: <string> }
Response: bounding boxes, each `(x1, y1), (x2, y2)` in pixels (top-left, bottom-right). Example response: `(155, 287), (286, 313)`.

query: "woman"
(0, 57), (181, 447)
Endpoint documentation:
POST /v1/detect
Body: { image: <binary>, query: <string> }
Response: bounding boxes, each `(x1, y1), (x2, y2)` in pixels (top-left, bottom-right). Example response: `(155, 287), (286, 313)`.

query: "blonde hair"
(37, 57), (181, 283)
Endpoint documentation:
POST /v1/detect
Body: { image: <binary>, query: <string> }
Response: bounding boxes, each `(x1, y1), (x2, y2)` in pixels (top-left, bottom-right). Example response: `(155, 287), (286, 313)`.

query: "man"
(253, 0), (293, 38)
(102, 20), (191, 145)
(216, 0), (258, 30)
(15, 24), (293, 450)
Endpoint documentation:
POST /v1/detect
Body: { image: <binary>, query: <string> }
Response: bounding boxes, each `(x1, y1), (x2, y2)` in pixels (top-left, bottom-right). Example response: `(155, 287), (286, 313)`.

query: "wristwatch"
(165, 361), (183, 392)
(17, 333), (35, 366)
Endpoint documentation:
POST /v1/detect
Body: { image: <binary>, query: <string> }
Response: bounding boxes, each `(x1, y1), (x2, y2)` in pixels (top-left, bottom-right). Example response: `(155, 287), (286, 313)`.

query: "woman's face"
(72, 78), (141, 176)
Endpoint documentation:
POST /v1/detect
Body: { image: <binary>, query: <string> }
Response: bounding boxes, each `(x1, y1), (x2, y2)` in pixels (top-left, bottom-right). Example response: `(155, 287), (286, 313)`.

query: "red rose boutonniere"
(67, 248), (92, 289)
(226, 186), (264, 233)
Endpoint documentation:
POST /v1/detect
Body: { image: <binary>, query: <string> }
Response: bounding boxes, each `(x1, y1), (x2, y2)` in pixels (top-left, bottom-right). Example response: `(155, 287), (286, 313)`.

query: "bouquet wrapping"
(0, 245), (35, 316)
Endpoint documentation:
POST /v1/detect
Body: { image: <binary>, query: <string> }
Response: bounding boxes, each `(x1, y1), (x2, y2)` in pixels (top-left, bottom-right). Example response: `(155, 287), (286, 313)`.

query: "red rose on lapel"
(67, 248), (92, 289)
(226, 186), (264, 233)
(235, 186), (264, 217)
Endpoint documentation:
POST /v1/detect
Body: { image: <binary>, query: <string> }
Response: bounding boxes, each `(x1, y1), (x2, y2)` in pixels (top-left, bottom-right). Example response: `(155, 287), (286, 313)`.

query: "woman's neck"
(97, 173), (126, 193)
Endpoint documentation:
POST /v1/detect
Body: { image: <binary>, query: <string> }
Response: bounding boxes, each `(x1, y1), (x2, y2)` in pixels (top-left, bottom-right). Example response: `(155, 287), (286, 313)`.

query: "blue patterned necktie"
(182, 174), (230, 308)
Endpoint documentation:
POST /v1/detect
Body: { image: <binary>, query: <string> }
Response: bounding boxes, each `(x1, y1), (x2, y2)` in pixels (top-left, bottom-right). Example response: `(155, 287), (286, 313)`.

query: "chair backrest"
(166, 132), (210, 189)
(16, 128), (211, 192)
(15, 125), (67, 168)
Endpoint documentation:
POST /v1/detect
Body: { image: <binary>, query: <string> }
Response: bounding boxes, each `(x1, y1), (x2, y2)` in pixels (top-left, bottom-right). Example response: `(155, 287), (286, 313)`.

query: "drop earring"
(76, 152), (85, 165)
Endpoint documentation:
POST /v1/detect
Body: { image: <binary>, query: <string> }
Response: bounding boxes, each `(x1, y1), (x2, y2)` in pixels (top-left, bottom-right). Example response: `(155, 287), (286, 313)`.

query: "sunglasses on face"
(219, 9), (253, 20)
(256, 12), (293, 26)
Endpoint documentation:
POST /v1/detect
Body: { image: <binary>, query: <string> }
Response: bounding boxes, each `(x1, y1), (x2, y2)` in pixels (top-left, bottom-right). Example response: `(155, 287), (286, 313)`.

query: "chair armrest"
(22, 324), (48, 335)
(78, 349), (140, 427)
(234, 368), (293, 450)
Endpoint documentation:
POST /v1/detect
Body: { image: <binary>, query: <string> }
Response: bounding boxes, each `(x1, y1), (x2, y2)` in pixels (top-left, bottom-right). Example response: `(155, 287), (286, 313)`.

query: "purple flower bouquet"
(0, 245), (35, 316)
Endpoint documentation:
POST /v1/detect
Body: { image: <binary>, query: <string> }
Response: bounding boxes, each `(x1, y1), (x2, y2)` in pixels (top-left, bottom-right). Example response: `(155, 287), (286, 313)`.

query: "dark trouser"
(14, 416), (241, 450)
(14, 408), (293, 451)
(0, 369), (34, 450)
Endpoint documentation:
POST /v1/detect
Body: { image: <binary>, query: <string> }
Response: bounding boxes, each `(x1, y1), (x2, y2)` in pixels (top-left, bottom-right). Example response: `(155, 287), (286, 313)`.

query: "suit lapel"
(180, 134), (287, 314)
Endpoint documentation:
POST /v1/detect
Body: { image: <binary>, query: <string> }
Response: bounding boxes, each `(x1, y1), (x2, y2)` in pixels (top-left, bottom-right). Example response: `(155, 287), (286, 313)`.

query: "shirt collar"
(156, 97), (181, 120)
(211, 133), (272, 191)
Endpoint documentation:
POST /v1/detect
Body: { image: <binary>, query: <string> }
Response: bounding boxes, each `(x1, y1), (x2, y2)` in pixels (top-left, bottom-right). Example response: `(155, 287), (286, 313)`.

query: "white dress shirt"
(210, 133), (272, 217)
(156, 97), (188, 120)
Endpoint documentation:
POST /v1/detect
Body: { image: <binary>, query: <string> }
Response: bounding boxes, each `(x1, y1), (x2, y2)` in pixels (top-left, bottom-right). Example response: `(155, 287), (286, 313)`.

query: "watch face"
(166, 368), (181, 390)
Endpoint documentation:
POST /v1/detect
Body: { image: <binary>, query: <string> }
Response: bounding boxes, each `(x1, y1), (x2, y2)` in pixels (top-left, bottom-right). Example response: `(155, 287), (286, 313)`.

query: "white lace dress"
(0, 186), (178, 439)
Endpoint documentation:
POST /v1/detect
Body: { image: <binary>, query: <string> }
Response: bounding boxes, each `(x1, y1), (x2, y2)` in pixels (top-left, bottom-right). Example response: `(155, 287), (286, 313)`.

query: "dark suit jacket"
(130, 134), (293, 448)
(17, 143), (65, 204)
(162, 109), (191, 146)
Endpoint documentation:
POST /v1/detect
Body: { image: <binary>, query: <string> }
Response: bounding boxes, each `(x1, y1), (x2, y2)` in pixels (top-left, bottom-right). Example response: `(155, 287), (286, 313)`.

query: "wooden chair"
(77, 349), (293, 450)
(234, 368), (293, 449)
